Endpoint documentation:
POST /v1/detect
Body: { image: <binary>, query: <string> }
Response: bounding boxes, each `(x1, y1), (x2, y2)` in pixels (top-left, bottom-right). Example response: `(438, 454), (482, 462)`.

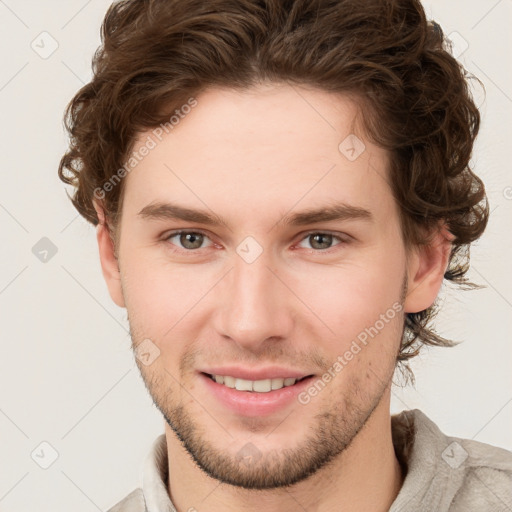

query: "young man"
(58, 0), (512, 510)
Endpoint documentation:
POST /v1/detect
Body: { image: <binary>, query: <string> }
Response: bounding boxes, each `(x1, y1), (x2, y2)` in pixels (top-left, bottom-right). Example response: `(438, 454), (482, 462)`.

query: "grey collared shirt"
(107, 409), (512, 512)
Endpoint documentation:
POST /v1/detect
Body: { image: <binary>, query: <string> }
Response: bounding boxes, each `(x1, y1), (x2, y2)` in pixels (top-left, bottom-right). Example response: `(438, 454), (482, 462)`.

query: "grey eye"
(179, 232), (204, 249)
(167, 231), (210, 250)
(300, 233), (338, 250)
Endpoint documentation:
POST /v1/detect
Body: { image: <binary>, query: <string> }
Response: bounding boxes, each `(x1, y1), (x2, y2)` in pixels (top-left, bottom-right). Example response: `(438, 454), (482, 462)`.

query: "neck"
(165, 394), (403, 512)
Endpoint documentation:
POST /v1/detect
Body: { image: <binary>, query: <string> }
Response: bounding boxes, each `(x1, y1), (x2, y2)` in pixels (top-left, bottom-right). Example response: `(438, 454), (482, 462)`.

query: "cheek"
(289, 254), (404, 336)
(120, 253), (191, 332)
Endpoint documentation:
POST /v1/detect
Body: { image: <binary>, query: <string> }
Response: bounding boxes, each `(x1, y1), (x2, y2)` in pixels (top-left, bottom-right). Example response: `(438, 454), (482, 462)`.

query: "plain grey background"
(0, 0), (511, 510)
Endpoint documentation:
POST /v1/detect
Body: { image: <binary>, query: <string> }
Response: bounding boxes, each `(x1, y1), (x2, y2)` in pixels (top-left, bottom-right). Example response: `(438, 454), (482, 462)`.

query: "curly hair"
(58, 0), (489, 373)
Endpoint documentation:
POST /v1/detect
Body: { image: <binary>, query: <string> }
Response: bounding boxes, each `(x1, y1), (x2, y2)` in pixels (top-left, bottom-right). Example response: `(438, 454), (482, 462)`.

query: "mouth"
(199, 371), (317, 416)
(201, 372), (315, 393)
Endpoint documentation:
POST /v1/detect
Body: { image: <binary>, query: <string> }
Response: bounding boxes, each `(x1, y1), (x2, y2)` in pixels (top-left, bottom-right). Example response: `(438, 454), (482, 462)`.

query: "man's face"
(109, 84), (414, 489)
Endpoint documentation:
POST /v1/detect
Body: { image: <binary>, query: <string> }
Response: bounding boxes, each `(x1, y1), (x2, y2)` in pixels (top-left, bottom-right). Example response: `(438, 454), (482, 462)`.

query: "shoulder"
(106, 488), (146, 512)
(448, 436), (512, 510)
(393, 409), (512, 511)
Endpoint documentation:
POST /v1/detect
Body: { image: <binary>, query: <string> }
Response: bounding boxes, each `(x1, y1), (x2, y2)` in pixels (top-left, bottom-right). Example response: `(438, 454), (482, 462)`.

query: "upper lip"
(199, 366), (313, 381)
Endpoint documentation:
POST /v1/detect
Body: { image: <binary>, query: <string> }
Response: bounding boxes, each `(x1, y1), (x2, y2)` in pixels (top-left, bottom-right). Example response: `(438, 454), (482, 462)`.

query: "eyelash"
(162, 229), (350, 254)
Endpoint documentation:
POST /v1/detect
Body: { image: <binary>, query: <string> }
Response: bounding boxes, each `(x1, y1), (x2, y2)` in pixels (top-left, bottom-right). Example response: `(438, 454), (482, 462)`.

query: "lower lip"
(199, 373), (315, 417)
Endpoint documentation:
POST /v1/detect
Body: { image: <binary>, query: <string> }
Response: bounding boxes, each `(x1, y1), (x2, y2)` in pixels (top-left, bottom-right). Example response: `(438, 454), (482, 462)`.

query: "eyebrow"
(137, 201), (373, 228)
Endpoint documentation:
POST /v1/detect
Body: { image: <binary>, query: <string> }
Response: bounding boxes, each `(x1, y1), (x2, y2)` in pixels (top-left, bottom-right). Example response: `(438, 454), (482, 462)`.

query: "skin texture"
(95, 83), (452, 511)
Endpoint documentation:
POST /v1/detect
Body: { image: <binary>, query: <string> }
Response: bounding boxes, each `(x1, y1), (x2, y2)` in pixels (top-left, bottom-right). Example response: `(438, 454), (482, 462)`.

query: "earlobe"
(93, 200), (125, 308)
(403, 226), (454, 314)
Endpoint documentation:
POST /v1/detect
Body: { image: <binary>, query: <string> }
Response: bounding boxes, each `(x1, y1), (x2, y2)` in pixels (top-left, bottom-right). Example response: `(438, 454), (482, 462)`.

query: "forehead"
(121, 83), (395, 228)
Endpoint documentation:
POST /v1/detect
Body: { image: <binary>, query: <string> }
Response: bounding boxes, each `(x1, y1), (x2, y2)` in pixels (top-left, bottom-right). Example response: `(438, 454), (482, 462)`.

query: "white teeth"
(271, 378), (284, 390)
(235, 378), (253, 391)
(223, 375), (235, 388)
(211, 374), (299, 392)
(253, 379), (272, 392)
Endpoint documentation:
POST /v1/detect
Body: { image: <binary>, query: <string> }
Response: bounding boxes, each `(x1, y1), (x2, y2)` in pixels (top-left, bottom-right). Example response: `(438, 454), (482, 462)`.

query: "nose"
(212, 252), (294, 352)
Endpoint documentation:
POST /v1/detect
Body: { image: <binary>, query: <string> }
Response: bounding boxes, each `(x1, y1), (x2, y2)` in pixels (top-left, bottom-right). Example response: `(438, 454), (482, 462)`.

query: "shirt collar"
(142, 434), (176, 512)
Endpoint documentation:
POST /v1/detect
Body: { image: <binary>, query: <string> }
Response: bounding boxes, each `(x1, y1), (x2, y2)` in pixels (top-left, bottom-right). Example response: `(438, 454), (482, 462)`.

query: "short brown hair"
(58, 0), (489, 373)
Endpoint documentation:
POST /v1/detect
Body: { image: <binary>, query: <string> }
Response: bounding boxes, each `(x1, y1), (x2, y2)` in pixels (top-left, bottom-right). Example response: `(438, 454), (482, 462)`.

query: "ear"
(93, 200), (125, 308)
(404, 225), (454, 314)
